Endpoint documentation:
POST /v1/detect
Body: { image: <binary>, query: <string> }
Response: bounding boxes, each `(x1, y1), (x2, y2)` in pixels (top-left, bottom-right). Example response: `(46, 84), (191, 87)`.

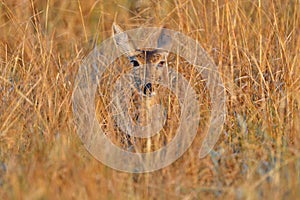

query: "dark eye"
(131, 60), (139, 67)
(158, 61), (165, 67)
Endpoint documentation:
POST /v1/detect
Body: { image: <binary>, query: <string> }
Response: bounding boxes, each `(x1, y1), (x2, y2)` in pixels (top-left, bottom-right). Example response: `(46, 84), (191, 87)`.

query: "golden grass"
(0, 0), (300, 199)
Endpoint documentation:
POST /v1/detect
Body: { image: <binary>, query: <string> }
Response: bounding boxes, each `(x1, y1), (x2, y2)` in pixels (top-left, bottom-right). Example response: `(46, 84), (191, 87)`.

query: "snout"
(142, 83), (153, 97)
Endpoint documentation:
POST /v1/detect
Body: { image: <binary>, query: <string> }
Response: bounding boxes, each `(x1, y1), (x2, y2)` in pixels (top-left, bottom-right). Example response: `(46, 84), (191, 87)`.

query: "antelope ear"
(112, 23), (137, 57)
(157, 28), (172, 53)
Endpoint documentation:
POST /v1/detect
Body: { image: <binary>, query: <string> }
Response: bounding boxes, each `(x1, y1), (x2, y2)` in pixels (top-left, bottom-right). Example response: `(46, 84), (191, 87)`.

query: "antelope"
(112, 24), (173, 152)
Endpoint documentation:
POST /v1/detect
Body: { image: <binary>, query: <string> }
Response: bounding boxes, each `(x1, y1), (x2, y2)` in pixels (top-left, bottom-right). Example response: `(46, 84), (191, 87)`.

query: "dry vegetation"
(0, 0), (300, 199)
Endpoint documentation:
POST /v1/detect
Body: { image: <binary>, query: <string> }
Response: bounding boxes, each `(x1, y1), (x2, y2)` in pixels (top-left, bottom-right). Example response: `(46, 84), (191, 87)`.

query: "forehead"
(133, 49), (164, 63)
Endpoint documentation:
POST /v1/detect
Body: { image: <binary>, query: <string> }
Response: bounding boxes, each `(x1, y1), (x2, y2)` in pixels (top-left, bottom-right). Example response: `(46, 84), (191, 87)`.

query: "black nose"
(143, 83), (152, 96)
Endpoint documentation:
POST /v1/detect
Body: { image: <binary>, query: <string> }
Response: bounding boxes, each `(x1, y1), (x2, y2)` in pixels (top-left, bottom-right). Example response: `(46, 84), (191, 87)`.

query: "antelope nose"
(143, 83), (152, 96)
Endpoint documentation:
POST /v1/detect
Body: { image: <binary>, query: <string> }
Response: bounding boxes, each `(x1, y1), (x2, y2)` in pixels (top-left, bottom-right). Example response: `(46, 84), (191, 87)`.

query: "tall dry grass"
(0, 0), (299, 199)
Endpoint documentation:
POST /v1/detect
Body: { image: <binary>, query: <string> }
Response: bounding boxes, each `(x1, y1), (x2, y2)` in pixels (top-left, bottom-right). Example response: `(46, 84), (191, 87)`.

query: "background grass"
(0, 0), (300, 199)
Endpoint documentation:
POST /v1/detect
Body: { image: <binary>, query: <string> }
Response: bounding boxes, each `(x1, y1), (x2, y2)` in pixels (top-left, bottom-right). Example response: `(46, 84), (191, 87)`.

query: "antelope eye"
(131, 60), (139, 67)
(158, 61), (165, 67)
